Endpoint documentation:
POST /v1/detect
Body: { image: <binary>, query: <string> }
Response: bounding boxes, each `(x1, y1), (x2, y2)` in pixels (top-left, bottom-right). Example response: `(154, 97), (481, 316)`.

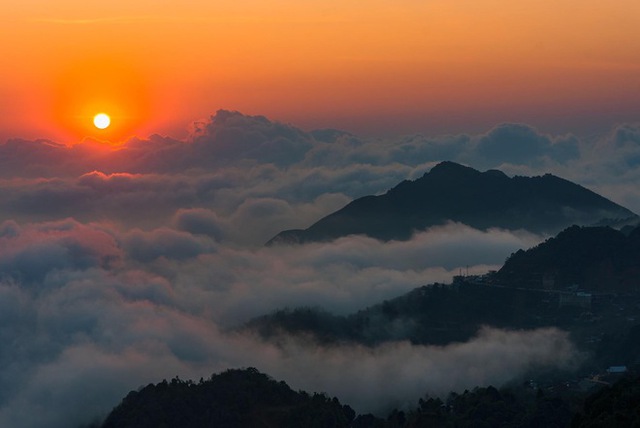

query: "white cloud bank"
(0, 111), (635, 427)
(0, 218), (559, 428)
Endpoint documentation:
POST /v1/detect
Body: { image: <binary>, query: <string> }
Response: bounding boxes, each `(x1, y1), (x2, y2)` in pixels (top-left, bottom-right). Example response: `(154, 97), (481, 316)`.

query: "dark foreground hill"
(93, 367), (640, 428)
(268, 162), (636, 245)
(99, 368), (356, 428)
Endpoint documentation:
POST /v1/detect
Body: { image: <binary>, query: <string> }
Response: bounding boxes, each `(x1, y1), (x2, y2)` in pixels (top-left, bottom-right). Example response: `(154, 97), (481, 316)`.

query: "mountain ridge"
(268, 161), (637, 245)
(495, 224), (640, 292)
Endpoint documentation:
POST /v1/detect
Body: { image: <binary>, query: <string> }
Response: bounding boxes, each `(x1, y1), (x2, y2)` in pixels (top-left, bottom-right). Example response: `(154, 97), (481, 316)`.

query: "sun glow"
(44, 55), (154, 143)
(93, 113), (111, 129)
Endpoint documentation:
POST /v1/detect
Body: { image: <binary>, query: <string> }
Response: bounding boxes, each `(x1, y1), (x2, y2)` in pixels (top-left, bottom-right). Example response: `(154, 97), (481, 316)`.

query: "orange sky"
(1, 0), (639, 143)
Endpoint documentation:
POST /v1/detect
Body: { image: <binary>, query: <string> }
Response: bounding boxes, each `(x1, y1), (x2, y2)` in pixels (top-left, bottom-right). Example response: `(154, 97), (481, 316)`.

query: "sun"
(93, 113), (111, 130)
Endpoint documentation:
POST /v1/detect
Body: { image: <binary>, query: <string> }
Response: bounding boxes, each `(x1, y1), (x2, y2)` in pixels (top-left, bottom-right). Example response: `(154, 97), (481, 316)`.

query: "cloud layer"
(0, 217), (556, 428)
(0, 111), (636, 427)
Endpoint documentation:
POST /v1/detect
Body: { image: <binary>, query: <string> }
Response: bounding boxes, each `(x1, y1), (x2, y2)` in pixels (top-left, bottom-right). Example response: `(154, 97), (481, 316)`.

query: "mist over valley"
(1, 112), (640, 427)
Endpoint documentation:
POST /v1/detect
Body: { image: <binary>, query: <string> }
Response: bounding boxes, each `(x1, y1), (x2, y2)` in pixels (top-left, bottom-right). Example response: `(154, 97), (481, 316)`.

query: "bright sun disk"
(93, 113), (111, 129)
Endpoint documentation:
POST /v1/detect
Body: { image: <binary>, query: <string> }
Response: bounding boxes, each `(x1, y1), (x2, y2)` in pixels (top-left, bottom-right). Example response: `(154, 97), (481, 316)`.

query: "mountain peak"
(267, 163), (637, 245)
(426, 161), (479, 178)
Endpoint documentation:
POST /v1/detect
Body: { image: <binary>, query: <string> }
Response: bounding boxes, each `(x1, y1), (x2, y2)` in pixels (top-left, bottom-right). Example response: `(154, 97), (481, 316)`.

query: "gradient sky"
(3, 3), (640, 426)
(2, 0), (639, 143)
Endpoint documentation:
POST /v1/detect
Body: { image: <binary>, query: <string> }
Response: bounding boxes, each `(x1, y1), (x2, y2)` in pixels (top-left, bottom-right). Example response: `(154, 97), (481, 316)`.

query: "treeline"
(243, 283), (555, 347)
(88, 368), (640, 428)
(98, 368), (355, 428)
(244, 280), (640, 371)
(496, 225), (640, 292)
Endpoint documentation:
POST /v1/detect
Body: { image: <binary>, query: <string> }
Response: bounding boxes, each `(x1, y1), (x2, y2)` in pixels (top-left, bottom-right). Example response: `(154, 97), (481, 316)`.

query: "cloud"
(172, 208), (225, 240)
(0, 111), (622, 177)
(0, 139), (70, 178)
(121, 228), (216, 263)
(0, 217), (552, 427)
(387, 133), (471, 167)
(300, 223), (541, 272)
(253, 326), (579, 414)
(612, 123), (640, 148)
(0, 111), (638, 427)
(473, 123), (580, 166)
(0, 260), (579, 426)
(0, 111), (636, 220)
(0, 172), (353, 245)
(162, 224), (542, 324)
(0, 218), (540, 320)
(0, 219), (121, 284)
(189, 110), (314, 167)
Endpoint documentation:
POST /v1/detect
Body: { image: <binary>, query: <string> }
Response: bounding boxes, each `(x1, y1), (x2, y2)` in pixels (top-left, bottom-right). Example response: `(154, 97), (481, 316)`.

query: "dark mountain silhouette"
(255, 225), (640, 348)
(96, 365), (601, 428)
(495, 225), (640, 292)
(248, 225), (640, 387)
(242, 283), (554, 347)
(267, 162), (636, 245)
(95, 223), (640, 428)
(99, 368), (355, 428)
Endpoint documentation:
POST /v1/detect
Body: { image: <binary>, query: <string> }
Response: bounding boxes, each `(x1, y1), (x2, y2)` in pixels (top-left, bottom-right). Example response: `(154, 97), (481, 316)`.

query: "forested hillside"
(94, 368), (640, 428)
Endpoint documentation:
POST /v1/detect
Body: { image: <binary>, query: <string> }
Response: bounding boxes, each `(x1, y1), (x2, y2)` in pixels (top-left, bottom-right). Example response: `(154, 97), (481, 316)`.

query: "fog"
(0, 111), (636, 427)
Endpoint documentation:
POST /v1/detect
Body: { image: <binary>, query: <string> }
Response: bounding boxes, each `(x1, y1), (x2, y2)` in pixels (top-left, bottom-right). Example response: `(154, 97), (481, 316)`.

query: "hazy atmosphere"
(1, 112), (638, 426)
(1, 1), (639, 427)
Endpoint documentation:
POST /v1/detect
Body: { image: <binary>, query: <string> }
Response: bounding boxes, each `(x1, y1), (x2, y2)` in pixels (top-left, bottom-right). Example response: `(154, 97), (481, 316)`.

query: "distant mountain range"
(268, 161), (637, 245)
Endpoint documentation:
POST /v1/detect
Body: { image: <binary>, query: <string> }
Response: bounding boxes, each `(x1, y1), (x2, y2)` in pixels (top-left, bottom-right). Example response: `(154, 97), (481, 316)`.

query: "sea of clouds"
(1, 111), (638, 427)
